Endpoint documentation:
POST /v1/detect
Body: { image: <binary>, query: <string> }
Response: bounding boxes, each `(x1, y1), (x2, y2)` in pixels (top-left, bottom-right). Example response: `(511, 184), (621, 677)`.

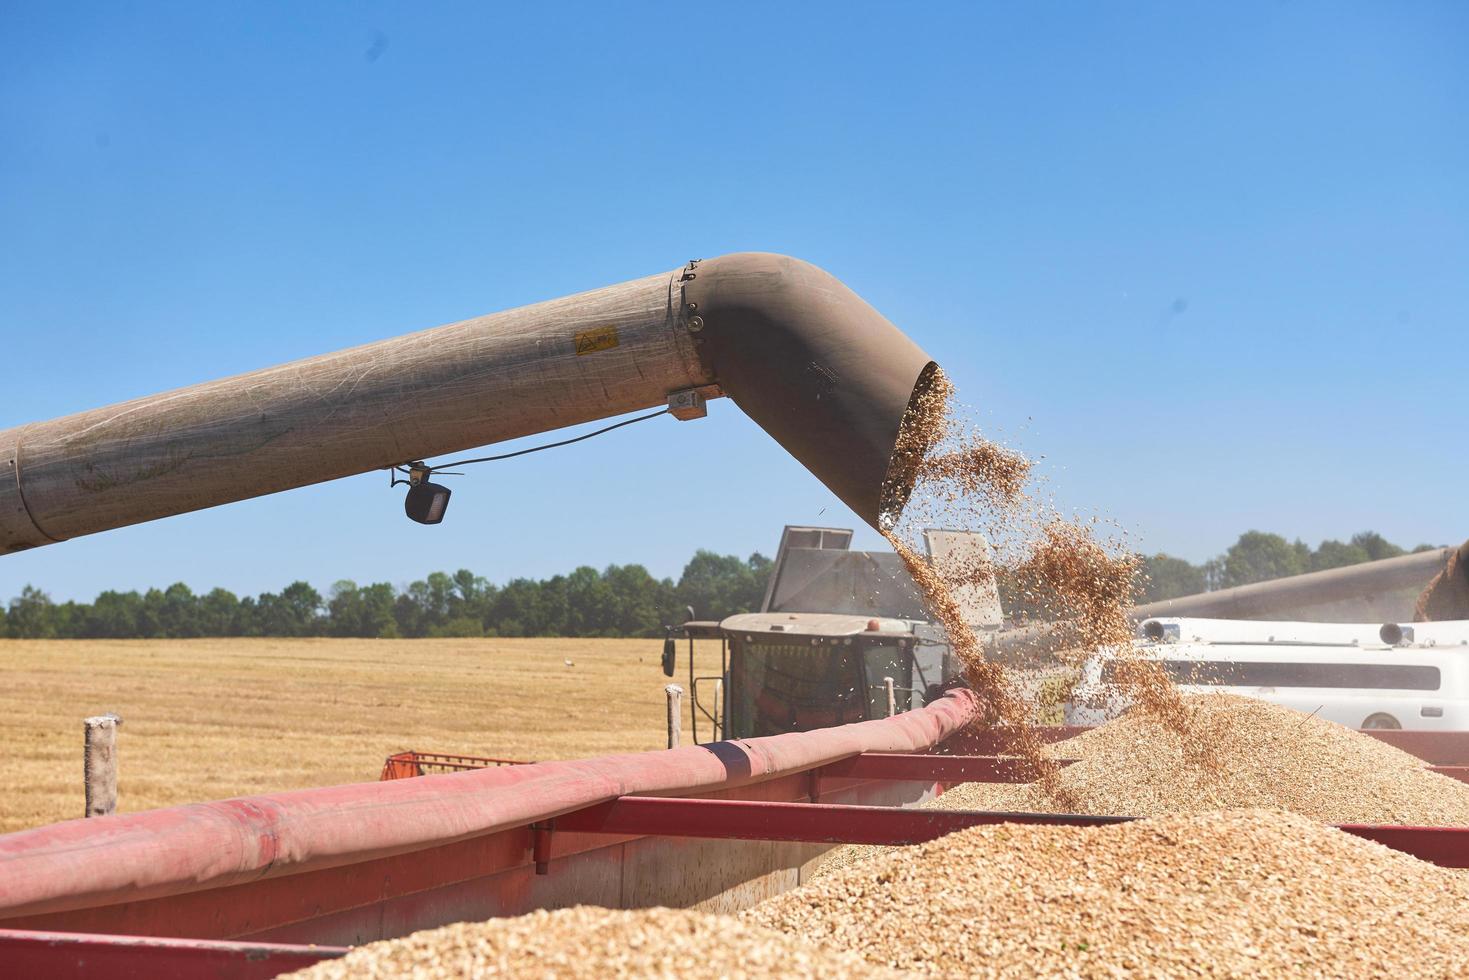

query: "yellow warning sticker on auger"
(574, 325), (620, 355)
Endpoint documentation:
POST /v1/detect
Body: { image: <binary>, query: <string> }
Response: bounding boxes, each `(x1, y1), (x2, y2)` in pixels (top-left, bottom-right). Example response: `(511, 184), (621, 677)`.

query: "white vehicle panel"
(1068, 618), (1469, 731)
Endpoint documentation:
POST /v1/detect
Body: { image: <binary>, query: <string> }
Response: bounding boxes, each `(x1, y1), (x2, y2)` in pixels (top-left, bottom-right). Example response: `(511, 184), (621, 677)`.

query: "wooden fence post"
(884, 677), (897, 717)
(84, 714), (122, 818)
(665, 684), (684, 749)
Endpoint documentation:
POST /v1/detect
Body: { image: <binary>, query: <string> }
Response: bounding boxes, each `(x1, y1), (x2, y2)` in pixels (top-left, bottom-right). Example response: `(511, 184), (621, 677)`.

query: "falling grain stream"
(880, 367), (1213, 807)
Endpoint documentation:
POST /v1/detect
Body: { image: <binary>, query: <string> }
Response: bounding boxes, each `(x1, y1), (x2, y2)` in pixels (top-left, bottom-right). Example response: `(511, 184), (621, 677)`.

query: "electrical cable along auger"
(0, 253), (941, 553)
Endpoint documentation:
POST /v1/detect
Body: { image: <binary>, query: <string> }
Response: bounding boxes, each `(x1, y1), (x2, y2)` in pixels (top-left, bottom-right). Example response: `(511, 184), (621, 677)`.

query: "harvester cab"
(662, 525), (1002, 742)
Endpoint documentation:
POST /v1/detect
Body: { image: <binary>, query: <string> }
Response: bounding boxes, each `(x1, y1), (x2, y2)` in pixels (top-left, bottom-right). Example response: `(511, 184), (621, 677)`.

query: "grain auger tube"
(1, 253), (942, 553)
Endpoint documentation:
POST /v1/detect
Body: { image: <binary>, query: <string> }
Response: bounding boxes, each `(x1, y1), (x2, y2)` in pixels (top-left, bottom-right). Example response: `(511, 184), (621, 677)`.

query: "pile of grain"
(752, 809), (1469, 977)
(277, 906), (907, 979)
(943, 693), (1469, 825)
(813, 693), (1469, 879)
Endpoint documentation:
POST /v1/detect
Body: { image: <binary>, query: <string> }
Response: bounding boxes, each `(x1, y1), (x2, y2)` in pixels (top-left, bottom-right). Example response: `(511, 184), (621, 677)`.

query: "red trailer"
(6, 689), (1469, 977)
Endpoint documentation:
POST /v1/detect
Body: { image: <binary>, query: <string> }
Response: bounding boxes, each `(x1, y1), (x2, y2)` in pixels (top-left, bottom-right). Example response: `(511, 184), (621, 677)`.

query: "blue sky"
(2, 2), (1465, 601)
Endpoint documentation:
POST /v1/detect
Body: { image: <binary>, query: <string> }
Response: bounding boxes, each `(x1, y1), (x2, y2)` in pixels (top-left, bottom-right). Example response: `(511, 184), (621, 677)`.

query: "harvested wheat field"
(753, 809), (1469, 978)
(278, 907), (904, 980)
(815, 693), (1469, 877)
(0, 637), (722, 834)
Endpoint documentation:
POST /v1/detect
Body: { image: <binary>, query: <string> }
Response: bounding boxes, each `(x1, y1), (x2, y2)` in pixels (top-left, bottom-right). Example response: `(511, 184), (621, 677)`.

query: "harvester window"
(729, 641), (867, 738)
(861, 643), (914, 715)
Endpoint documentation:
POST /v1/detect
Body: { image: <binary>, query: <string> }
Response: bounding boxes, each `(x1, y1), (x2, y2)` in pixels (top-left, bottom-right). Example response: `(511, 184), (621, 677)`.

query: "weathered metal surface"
(1325, 823), (1469, 869)
(82, 715), (121, 818)
(664, 684), (684, 749)
(0, 928), (346, 979)
(923, 529), (1003, 629)
(0, 773), (927, 946)
(1416, 540), (1469, 621)
(1431, 765), (1469, 784)
(721, 611), (913, 637)
(558, 796), (1133, 843)
(818, 752), (1069, 784)
(555, 795), (1469, 869)
(840, 748), (1457, 785)
(0, 689), (978, 926)
(948, 724), (1469, 765)
(941, 725), (1087, 756)
(985, 550), (1457, 663)
(763, 549), (927, 619)
(680, 254), (937, 525)
(0, 253), (938, 553)
(1365, 729), (1469, 765)
(379, 751), (530, 780)
(1, 269), (701, 550)
(758, 525), (855, 612)
(0, 428), (53, 552)
(1130, 548), (1453, 624)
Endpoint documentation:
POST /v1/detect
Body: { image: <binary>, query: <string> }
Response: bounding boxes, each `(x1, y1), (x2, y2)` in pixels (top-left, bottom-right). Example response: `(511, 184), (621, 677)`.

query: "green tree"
(330, 581), (400, 638)
(1309, 539), (1371, 572)
(331, 581), (402, 637)
(533, 574), (570, 636)
(602, 563), (667, 636)
(198, 588), (241, 636)
(7, 586), (57, 638)
(450, 569), (495, 624)
(51, 601), (85, 637)
(327, 581), (363, 636)
(1350, 531), (1404, 563)
(235, 595), (262, 636)
(360, 583), (400, 637)
(1140, 554), (1206, 602)
(136, 588), (168, 637)
(489, 578), (540, 637)
(393, 573), (459, 637)
(675, 551), (772, 621)
(1220, 531), (1309, 588)
(157, 583), (202, 638)
(86, 590), (143, 638)
(565, 566), (615, 636)
(254, 582), (323, 636)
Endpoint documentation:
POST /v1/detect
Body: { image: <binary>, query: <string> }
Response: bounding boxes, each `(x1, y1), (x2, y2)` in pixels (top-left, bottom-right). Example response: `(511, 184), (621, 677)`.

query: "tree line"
(0, 551), (772, 640)
(0, 531), (1439, 639)
(1140, 530), (1440, 603)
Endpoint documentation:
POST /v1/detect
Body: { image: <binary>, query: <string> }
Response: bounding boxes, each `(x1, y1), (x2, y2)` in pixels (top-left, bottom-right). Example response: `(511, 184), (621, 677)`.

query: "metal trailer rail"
(7, 700), (1469, 976)
(0, 928), (348, 980)
(0, 691), (982, 960)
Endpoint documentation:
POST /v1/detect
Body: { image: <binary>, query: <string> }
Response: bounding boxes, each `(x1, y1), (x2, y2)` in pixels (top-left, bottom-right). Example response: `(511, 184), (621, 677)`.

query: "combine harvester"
(3, 254), (1469, 976)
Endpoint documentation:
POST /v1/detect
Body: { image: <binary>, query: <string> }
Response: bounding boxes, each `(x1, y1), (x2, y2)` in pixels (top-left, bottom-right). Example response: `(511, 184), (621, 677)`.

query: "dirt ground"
(0, 637), (725, 835)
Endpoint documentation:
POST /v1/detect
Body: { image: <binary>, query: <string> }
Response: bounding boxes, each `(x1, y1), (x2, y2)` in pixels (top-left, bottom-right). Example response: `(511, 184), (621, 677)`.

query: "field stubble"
(0, 636), (723, 834)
